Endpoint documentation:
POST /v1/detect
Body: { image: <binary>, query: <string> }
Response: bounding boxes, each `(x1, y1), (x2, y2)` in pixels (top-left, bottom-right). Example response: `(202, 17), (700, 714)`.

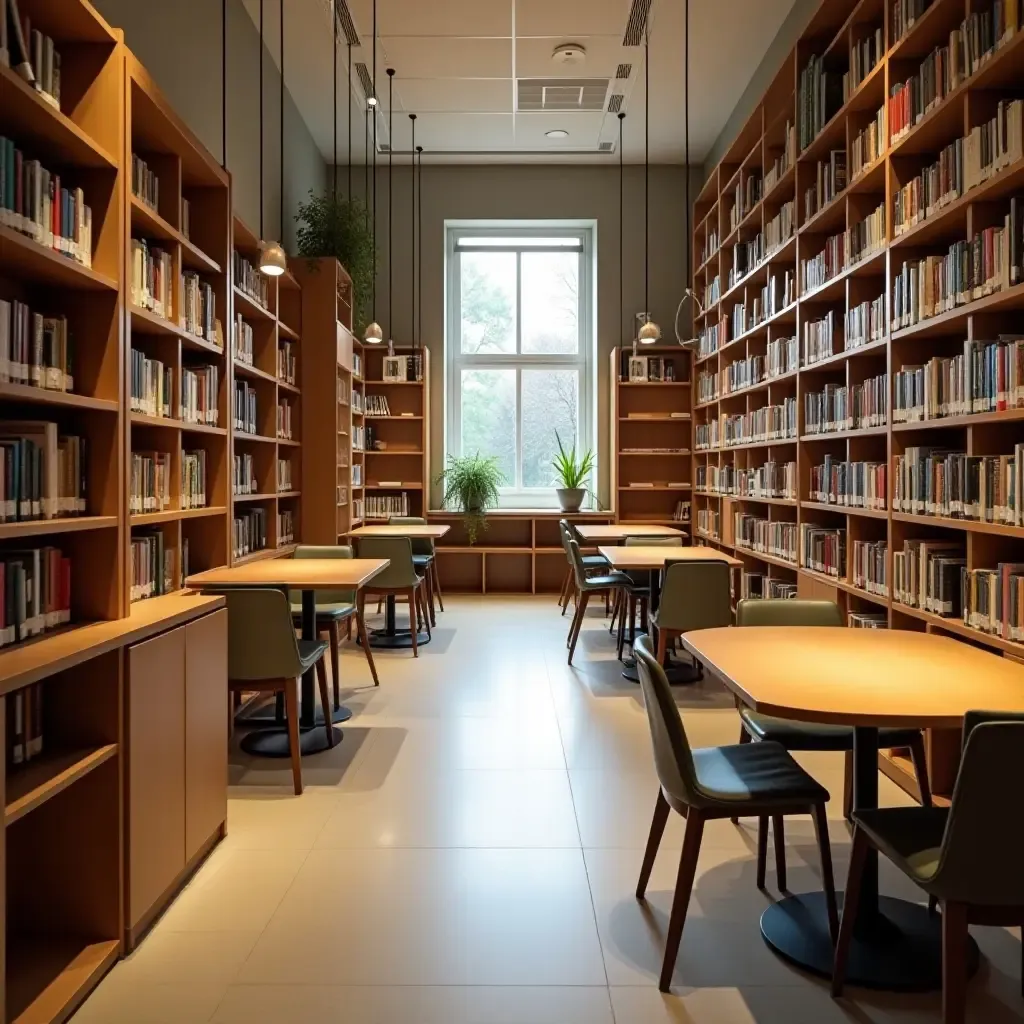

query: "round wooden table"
(680, 625), (1024, 992)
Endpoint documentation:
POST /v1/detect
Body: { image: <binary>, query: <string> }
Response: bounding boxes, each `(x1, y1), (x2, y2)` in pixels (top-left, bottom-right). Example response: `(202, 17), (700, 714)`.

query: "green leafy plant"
(294, 190), (375, 333)
(434, 453), (505, 544)
(552, 431), (595, 490)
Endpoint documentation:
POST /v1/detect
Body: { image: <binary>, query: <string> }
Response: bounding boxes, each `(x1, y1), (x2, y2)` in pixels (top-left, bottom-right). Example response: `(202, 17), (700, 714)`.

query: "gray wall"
(334, 163), (700, 507)
(94, 0), (326, 251)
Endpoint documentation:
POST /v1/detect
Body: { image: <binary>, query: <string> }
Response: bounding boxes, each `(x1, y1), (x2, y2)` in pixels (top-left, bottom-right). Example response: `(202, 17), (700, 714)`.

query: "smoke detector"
(552, 43), (586, 66)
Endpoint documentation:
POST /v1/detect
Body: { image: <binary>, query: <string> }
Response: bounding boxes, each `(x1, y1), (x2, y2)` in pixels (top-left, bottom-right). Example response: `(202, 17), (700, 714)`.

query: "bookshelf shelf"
(5, 744), (119, 826)
(801, 501), (888, 520)
(892, 514), (1024, 539)
(234, 361), (278, 385)
(0, 225), (118, 291)
(0, 516), (120, 540)
(233, 286), (274, 321)
(0, 384), (119, 413)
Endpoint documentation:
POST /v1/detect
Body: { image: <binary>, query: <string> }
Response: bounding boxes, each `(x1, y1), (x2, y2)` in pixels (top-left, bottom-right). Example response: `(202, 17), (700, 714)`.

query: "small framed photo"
(383, 356), (407, 382)
(628, 355), (648, 382)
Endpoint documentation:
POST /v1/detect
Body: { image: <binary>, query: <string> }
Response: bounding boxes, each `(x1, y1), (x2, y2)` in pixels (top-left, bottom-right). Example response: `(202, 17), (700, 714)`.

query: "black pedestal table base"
(240, 699), (352, 728)
(360, 593), (430, 649)
(239, 724), (343, 758)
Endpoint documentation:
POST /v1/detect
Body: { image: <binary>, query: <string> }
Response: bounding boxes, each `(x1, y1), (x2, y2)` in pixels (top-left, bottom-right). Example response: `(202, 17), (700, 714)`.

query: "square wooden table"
(350, 525), (450, 539)
(576, 524), (687, 542)
(185, 558), (389, 755)
(680, 625), (1024, 992)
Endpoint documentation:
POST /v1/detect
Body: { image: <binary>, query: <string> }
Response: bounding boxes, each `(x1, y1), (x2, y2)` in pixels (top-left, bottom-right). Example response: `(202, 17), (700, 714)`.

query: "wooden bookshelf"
(693, 0), (1024, 804)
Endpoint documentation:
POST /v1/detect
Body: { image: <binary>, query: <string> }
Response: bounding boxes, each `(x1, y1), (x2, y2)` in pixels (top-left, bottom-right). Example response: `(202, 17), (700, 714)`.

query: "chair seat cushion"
(582, 575), (626, 590)
(296, 638), (329, 672)
(582, 554), (610, 568)
(413, 554), (433, 568)
(292, 603), (355, 622)
(690, 740), (830, 808)
(852, 806), (948, 886)
(739, 709), (922, 751)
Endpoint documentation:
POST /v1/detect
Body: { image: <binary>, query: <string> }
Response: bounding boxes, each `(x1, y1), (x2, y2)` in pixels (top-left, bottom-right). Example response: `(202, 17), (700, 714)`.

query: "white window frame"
(444, 221), (597, 509)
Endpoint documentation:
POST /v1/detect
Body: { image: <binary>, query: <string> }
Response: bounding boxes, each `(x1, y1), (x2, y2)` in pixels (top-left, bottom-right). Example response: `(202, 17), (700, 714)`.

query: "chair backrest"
(389, 515), (433, 556)
(656, 559), (732, 632)
(222, 588), (302, 681)
(567, 538), (590, 588)
(934, 716), (1024, 905)
(735, 598), (842, 627)
(634, 634), (701, 807)
(559, 521), (572, 560)
(292, 544), (355, 606)
(624, 535), (683, 546)
(353, 535), (419, 589)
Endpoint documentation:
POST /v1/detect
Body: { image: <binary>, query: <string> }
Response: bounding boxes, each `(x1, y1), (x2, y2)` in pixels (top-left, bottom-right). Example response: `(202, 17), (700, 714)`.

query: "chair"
(633, 634), (838, 993)
(733, 598), (931, 890)
(648, 558), (733, 666)
(291, 545), (379, 693)
(565, 538), (626, 664)
(224, 588), (333, 795)
(558, 520), (611, 616)
(389, 515), (442, 624)
(353, 535), (432, 656)
(832, 712), (1024, 1022)
(614, 536), (683, 659)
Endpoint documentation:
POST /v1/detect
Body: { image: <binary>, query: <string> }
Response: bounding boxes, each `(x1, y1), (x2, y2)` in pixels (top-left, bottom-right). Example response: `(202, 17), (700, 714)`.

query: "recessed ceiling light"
(545, 129), (569, 139)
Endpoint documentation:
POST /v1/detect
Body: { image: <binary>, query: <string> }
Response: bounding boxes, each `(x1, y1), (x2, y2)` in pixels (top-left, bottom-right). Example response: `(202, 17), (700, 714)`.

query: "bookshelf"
(693, 0), (1024, 804)
(230, 216), (301, 563)
(610, 345), (693, 529)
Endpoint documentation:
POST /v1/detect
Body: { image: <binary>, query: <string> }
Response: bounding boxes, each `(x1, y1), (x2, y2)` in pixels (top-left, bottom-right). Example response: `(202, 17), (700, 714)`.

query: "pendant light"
(364, 0), (383, 343)
(637, 24), (659, 342)
(258, 0), (287, 276)
(332, 1), (338, 200)
(222, 0), (228, 169)
(386, 66), (395, 353)
(416, 144), (423, 352)
(618, 112), (630, 354)
(409, 114), (416, 348)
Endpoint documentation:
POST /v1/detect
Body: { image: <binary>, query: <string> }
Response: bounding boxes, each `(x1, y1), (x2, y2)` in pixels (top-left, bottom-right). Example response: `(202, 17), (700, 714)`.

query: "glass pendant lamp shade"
(364, 321), (383, 344)
(638, 317), (661, 343)
(259, 239), (287, 276)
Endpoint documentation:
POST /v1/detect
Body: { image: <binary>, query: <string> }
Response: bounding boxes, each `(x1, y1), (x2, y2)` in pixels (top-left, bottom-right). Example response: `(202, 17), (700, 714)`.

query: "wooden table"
(680, 626), (1024, 992)
(576, 524), (687, 542)
(349, 524), (450, 648)
(185, 558), (389, 756)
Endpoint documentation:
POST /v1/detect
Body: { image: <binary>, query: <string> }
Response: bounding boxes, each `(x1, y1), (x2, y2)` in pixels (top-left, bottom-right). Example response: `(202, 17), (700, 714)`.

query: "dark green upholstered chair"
(353, 535), (431, 657)
(389, 515), (442, 622)
(224, 587), (333, 795)
(613, 535), (684, 659)
(649, 558), (733, 666)
(290, 545), (379, 695)
(558, 520), (611, 615)
(566, 538), (625, 664)
(833, 712), (1024, 1021)
(733, 598), (931, 890)
(633, 634), (837, 992)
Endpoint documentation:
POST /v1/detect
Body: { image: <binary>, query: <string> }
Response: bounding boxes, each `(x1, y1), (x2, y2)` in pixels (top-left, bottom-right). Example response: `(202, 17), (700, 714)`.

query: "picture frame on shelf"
(383, 356), (407, 382)
(628, 355), (648, 382)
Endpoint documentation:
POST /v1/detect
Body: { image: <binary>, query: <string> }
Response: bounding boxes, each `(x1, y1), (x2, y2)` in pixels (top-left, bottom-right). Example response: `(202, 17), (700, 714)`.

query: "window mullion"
(515, 366), (523, 490)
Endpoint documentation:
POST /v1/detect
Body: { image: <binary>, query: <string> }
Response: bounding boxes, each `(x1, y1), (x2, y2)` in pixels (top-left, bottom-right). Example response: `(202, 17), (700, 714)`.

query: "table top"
(680, 626), (1024, 728)
(349, 524), (451, 539)
(598, 545), (742, 570)
(577, 524), (687, 541)
(185, 558), (390, 590)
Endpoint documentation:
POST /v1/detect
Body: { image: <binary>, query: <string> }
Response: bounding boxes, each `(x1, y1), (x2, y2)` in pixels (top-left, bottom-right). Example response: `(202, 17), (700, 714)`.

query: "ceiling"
(241, 0), (797, 164)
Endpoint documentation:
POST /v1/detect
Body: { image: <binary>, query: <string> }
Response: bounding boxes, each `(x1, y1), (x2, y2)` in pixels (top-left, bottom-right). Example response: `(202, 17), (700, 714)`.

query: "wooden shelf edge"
(0, 516), (119, 540)
(6, 745), (118, 825)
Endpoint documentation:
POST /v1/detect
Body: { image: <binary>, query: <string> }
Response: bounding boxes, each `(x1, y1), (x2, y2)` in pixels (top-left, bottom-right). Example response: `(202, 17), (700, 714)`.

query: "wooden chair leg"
(831, 826), (870, 996)
(568, 592), (590, 664)
(560, 568), (573, 615)
(419, 584), (432, 639)
(812, 802), (839, 944)
(376, 598), (383, 614)
(431, 557), (444, 611)
(756, 815), (768, 889)
(772, 814), (787, 891)
(328, 620), (341, 710)
(315, 658), (335, 748)
(907, 734), (932, 807)
(659, 809), (706, 993)
(356, 593), (380, 686)
(425, 566), (437, 627)
(567, 594), (584, 649)
(842, 749), (854, 820)
(408, 588), (419, 657)
(656, 626), (668, 666)
(346, 616), (353, 641)
(282, 680), (303, 796)
(942, 901), (969, 1024)
(609, 588), (621, 634)
(636, 790), (670, 899)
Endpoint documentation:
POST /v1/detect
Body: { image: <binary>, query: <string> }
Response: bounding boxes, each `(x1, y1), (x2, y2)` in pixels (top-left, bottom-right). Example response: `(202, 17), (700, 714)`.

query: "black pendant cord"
(371, 0), (377, 317)
(258, 0), (264, 240)
(644, 28), (650, 316)
(221, 0), (227, 168)
(618, 111), (625, 345)
(279, 0), (285, 246)
(332, 1), (337, 201)
(410, 114), (416, 346)
(387, 68), (395, 341)
(684, 0), (690, 277)
(416, 146), (423, 352)
(364, 106), (370, 230)
(347, 41), (353, 197)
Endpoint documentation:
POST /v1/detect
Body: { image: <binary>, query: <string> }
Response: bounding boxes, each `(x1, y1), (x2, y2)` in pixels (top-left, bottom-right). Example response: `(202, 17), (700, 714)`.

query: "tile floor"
(75, 596), (1024, 1023)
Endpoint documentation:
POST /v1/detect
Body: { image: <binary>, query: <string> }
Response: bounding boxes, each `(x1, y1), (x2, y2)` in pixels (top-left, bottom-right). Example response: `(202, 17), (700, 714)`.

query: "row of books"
(382, 353), (426, 383)
(846, 202), (886, 267)
(0, 137), (93, 267)
(278, 340), (296, 384)
(846, 28), (884, 99)
(2, 0), (61, 108)
(723, 353), (764, 394)
(800, 523), (845, 578)
(697, 322), (721, 361)
(351, 463), (363, 487)
(853, 539), (888, 596)
(130, 239), (173, 318)
(768, 335), (798, 378)
(893, 136), (963, 237)
(131, 153), (160, 213)
(352, 496), (365, 521)
(721, 398), (797, 447)
(233, 508), (268, 560)
(696, 508), (719, 540)
(761, 271), (795, 321)
(129, 529), (174, 602)
(7, 684), (44, 767)
(764, 122), (796, 196)
(0, 422), (86, 521)
(891, 337), (1024, 422)
(740, 574), (797, 600)
(130, 348), (172, 418)
(850, 106), (885, 179)
(673, 500), (691, 523)
(798, 54), (844, 153)
(278, 509), (295, 546)
(276, 400), (293, 440)
(351, 389), (364, 415)
(181, 450), (207, 510)
(129, 451), (170, 513)
(0, 301), (72, 393)
(352, 351), (363, 379)
(894, 445), (1023, 524)
(703, 275), (721, 310)
(234, 252), (269, 309)
(698, 460), (796, 500)
(804, 373), (888, 434)
(233, 453), (255, 496)
(697, 370), (718, 405)
(730, 302), (748, 341)
(364, 493), (413, 520)
(802, 310), (835, 366)
(181, 272), (218, 344)
(729, 235), (765, 290)
(277, 458), (292, 492)
(963, 565), (1024, 641)
(894, 539), (965, 615)
(764, 201), (794, 255)
(695, 420), (721, 451)
(181, 364), (219, 426)
(700, 229), (719, 268)
(234, 315), (254, 365)
(892, 0), (932, 44)
(847, 294), (885, 350)
(734, 513), (798, 564)
(809, 456), (887, 510)
(730, 172), (762, 232)
(234, 381), (258, 435)
(850, 611), (887, 628)
(0, 546), (71, 649)
(804, 150), (846, 223)
(365, 394), (392, 416)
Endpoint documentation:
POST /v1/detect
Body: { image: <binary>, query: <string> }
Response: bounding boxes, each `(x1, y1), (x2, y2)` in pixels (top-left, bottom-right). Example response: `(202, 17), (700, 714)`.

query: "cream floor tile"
(220, 789), (340, 850)
(155, 847), (307, 932)
(211, 984), (615, 1023)
(110, 929), (261, 985)
(69, 977), (227, 1024)
(239, 848), (607, 986)
(313, 768), (581, 848)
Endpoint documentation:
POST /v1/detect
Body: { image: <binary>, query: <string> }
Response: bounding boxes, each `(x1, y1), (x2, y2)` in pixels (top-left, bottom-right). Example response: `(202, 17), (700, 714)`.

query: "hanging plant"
(294, 190), (376, 333)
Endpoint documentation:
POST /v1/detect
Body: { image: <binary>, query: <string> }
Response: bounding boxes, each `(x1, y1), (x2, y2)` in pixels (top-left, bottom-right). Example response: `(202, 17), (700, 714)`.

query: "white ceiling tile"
(397, 78), (513, 114)
(348, 0), (513, 38)
(414, 113), (516, 152)
(380, 36), (513, 78)
(514, 0), (629, 37)
(515, 36), (624, 79)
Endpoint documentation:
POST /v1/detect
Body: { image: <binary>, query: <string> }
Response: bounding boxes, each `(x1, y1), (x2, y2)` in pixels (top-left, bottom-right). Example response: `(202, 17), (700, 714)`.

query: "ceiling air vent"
(615, 63), (632, 79)
(623, 0), (652, 46)
(599, 141), (614, 152)
(517, 78), (609, 112)
(333, 0), (360, 46)
(607, 94), (623, 112)
(355, 62), (375, 101)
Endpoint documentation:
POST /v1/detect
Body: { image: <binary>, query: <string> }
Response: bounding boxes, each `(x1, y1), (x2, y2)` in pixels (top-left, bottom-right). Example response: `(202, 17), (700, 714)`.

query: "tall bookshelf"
(693, 0), (1024, 803)
(229, 216), (301, 563)
(610, 345), (693, 529)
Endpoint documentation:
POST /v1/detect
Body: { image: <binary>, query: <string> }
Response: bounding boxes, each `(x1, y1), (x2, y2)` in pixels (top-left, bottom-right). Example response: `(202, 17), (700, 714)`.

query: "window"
(445, 224), (595, 507)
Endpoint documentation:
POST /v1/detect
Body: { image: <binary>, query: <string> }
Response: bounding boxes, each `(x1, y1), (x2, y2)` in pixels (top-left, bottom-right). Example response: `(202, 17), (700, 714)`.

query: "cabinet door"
(185, 609), (228, 861)
(127, 625), (186, 932)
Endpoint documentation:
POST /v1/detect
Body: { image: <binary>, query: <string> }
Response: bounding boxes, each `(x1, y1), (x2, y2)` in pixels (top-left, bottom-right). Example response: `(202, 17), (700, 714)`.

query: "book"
(0, 301), (73, 392)
(7, 0), (34, 86)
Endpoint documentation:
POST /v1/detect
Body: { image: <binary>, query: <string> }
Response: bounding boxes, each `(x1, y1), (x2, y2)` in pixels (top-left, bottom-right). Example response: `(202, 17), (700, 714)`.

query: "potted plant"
(294, 190), (375, 334)
(552, 431), (595, 513)
(434, 453), (505, 544)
